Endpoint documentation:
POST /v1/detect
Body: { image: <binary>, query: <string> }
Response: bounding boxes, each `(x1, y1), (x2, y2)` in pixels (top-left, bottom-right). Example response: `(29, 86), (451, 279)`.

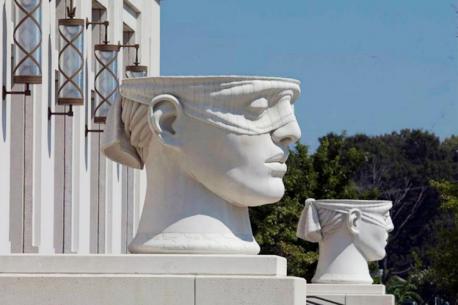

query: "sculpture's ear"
(148, 94), (183, 151)
(346, 208), (362, 236)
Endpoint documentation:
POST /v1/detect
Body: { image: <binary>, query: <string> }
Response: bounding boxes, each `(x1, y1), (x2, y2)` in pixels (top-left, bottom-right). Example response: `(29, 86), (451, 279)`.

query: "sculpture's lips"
(265, 153), (289, 164)
(264, 162), (287, 177)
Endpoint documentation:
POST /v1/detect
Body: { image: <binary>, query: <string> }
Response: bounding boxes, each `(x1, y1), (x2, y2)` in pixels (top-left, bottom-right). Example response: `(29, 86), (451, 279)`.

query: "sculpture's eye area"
(248, 97), (269, 117)
(384, 213), (389, 222)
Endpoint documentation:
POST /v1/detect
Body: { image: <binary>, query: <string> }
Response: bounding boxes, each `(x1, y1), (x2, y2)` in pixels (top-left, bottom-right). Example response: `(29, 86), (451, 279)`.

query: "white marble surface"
(103, 76), (302, 254)
(297, 199), (393, 284)
(0, 254), (286, 276)
(0, 274), (195, 305)
(196, 276), (306, 305)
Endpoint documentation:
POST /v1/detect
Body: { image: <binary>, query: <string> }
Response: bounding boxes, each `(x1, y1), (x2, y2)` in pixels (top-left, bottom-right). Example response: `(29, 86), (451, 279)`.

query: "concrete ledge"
(0, 254), (286, 276)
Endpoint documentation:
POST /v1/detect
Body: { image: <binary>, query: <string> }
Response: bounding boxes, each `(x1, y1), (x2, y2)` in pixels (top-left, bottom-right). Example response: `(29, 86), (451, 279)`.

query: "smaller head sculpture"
(297, 199), (393, 283)
(102, 76), (301, 254)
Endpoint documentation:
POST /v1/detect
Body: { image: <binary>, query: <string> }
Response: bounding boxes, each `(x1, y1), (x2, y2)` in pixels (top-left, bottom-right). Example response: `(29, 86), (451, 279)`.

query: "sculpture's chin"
(362, 249), (386, 262)
(228, 184), (285, 207)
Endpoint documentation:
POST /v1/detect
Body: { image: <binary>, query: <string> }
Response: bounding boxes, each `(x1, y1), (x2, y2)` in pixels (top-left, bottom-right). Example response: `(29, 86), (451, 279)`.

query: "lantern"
(57, 18), (84, 105)
(124, 44), (147, 78)
(125, 64), (147, 79)
(93, 43), (120, 124)
(13, 0), (42, 84)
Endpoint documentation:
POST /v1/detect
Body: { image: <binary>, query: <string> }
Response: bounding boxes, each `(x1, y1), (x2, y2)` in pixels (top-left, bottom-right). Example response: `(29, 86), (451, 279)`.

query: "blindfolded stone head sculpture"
(297, 199), (394, 284)
(103, 76), (301, 254)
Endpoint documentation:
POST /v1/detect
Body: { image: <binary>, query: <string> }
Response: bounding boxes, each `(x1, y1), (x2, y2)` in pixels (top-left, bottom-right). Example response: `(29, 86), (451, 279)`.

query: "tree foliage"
(428, 180), (458, 304)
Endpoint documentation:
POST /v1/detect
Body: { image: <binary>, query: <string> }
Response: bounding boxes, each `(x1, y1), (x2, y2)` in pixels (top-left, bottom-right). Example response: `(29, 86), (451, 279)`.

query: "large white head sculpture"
(103, 76), (301, 254)
(297, 199), (394, 284)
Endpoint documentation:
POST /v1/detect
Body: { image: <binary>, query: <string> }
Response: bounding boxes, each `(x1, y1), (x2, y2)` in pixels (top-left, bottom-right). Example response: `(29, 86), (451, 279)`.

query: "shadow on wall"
(47, 34), (52, 157)
(2, 3), (7, 142)
(85, 59), (88, 170)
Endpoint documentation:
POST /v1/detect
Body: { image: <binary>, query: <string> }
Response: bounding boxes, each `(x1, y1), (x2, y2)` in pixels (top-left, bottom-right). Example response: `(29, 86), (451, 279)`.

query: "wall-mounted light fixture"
(49, 0), (84, 120)
(3, 0), (42, 99)
(57, 0), (84, 106)
(85, 19), (119, 125)
(13, 0), (42, 84)
(124, 44), (148, 78)
(93, 43), (120, 124)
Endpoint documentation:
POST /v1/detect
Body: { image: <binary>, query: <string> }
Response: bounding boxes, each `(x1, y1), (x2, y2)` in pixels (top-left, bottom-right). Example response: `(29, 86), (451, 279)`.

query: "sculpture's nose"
(271, 119), (301, 147)
(387, 217), (394, 233)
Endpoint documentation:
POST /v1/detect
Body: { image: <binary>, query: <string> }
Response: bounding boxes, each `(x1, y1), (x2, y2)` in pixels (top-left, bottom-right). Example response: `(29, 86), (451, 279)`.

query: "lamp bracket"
(3, 84), (31, 100)
(85, 124), (104, 137)
(66, 0), (76, 18)
(48, 106), (74, 120)
(118, 43), (141, 65)
(86, 18), (110, 44)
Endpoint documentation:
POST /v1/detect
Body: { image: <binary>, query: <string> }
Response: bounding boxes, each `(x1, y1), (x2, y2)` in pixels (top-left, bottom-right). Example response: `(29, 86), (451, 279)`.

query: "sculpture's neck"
(313, 230), (373, 284)
(129, 153), (259, 254)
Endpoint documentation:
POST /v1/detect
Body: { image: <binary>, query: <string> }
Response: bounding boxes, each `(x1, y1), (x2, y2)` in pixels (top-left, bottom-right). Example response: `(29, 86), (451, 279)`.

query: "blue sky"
(160, 0), (458, 150)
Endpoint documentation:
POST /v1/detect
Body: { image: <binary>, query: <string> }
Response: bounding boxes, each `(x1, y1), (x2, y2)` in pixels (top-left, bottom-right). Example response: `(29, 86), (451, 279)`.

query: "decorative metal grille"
(13, 0), (42, 84)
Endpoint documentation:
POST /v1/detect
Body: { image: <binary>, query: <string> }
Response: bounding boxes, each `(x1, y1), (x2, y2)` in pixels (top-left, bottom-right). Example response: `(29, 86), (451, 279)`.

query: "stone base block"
(196, 276), (306, 305)
(307, 284), (394, 305)
(0, 274), (306, 305)
(0, 274), (194, 305)
(0, 255), (306, 305)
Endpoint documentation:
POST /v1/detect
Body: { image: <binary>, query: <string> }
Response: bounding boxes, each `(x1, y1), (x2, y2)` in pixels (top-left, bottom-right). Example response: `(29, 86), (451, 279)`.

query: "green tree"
(313, 133), (365, 199)
(429, 180), (458, 304)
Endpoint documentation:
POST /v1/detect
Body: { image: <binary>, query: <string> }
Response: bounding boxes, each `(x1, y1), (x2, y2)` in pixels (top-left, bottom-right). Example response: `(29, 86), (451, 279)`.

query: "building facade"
(0, 0), (160, 254)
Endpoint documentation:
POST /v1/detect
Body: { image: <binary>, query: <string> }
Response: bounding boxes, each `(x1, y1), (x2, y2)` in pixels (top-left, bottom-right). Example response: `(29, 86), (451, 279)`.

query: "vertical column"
(121, 167), (128, 253)
(73, 0), (92, 253)
(121, 26), (135, 253)
(140, 0), (160, 76)
(52, 0), (67, 254)
(23, 88), (37, 253)
(88, 3), (107, 254)
(9, 90), (25, 253)
(103, 0), (123, 254)
(35, 0), (55, 254)
(98, 139), (106, 252)
(63, 104), (73, 253)
(125, 168), (134, 251)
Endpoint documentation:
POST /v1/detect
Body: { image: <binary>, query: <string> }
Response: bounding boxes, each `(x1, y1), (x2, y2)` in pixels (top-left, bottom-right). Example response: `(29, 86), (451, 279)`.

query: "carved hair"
(315, 207), (346, 238)
(121, 98), (152, 162)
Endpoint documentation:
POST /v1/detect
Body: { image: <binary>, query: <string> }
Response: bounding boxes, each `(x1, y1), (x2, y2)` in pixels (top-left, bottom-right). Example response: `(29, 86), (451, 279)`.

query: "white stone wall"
(0, 0), (160, 254)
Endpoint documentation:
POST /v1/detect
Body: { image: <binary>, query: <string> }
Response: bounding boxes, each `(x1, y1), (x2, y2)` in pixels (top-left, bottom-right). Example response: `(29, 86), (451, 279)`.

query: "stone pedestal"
(0, 255), (306, 305)
(307, 284), (394, 305)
